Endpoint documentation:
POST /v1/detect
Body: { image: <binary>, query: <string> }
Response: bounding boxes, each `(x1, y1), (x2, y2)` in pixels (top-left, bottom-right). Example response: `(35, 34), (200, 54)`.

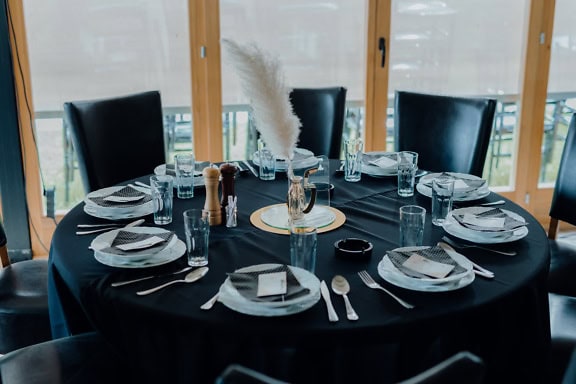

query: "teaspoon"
(331, 275), (359, 321)
(136, 267), (209, 295)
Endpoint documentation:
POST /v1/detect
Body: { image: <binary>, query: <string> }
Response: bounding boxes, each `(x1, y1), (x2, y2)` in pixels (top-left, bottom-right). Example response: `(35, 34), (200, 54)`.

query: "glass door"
(219, 0), (369, 161)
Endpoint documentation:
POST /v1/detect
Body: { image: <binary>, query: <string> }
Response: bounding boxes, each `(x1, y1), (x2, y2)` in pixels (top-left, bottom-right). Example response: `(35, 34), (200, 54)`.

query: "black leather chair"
(0, 332), (132, 384)
(0, 221), (51, 354)
(289, 87), (347, 159)
(63, 90), (166, 193)
(394, 91), (497, 177)
(549, 293), (576, 384)
(216, 351), (485, 384)
(547, 113), (576, 297)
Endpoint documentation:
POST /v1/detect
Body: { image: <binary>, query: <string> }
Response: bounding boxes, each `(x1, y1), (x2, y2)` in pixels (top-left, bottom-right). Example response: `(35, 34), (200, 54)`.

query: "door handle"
(379, 37), (386, 68)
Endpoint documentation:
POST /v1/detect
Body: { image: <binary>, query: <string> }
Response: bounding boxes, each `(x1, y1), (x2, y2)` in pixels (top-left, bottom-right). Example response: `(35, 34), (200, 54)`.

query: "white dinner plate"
(377, 246), (475, 292)
(260, 205), (335, 230)
(252, 148), (318, 171)
(218, 263), (321, 317)
(361, 152), (399, 176)
(94, 237), (185, 268)
(90, 226), (178, 262)
(442, 212), (529, 244)
(416, 172), (491, 202)
(153, 164), (205, 188)
(83, 203), (154, 220)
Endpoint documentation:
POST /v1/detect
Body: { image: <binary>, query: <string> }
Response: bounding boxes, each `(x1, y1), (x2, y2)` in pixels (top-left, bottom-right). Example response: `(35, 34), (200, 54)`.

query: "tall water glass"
(307, 155), (331, 207)
(175, 153), (195, 199)
(399, 205), (426, 247)
(258, 139), (276, 181)
(397, 151), (418, 197)
(150, 175), (174, 225)
(344, 138), (363, 182)
(431, 176), (455, 226)
(183, 209), (210, 267)
(290, 225), (317, 273)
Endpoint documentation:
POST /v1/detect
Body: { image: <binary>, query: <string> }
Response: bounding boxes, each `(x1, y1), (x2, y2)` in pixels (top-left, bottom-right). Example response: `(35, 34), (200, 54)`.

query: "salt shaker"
(203, 167), (222, 226)
(220, 163), (237, 224)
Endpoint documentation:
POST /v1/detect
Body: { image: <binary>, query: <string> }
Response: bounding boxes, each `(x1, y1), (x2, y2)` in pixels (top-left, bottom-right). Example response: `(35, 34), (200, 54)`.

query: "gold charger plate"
(250, 204), (346, 235)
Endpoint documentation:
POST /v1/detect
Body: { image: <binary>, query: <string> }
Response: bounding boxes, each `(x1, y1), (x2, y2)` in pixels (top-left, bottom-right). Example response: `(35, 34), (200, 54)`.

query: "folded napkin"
(228, 265), (310, 303)
(422, 172), (487, 193)
(90, 186), (151, 208)
(368, 155), (397, 169)
(453, 208), (527, 232)
(387, 246), (467, 280)
(101, 230), (174, 256)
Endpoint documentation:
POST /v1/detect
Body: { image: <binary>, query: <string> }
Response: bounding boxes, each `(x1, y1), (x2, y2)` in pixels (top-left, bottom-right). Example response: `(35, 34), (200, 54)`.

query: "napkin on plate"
(422, 172), (487, 192)
(90, 186), (151, 207)
(228, 265), (310, 303)
(387, 246), (467, 279)
(453, 208), (527, 232)
(101, 230), (174, 256)
(163, 164), (203, 177)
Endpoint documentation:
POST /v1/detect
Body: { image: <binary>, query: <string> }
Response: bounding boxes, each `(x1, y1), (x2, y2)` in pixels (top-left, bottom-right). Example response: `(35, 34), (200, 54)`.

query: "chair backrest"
(63, 91), (166, 193)
(397, 351), (485, 384)
(549, 113), (576, 238)
(289, 87), (347, 159)
(0, 220), (9, 267)
(394, 91), (497, 177)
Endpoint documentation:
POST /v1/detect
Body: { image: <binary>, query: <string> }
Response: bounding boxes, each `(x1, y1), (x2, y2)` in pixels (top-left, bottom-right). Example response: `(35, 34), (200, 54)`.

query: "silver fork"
(441, 236), (517, 256)
(357, 270), (415, 309)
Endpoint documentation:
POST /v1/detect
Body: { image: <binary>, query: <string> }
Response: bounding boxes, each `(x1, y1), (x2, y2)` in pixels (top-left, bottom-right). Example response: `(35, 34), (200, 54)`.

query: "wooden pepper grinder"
(220, 163), (237, 224)
(203, 166), (222, 226)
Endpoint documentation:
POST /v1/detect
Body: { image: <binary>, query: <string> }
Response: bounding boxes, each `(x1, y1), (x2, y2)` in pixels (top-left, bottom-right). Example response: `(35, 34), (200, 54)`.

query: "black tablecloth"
(48, 160), (551, 383)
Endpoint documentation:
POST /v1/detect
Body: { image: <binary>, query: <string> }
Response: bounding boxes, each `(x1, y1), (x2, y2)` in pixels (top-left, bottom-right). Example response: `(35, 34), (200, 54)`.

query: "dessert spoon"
(331, 275), (359, 321)
(136, 267), (208, 295)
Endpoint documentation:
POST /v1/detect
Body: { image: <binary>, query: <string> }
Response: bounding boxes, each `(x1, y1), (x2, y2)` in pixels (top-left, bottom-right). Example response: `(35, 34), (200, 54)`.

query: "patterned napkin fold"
(422, 172), (487, 193)
(453, 208), (527, 232)
(90, 186), (151, 208)
(228, 265), (310, 303)
(101, 230), (174, 256)
(387, 246), (467, 279)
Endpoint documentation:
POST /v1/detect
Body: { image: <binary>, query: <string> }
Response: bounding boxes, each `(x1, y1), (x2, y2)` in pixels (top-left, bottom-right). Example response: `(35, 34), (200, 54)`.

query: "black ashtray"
(334, 238), (373, 260)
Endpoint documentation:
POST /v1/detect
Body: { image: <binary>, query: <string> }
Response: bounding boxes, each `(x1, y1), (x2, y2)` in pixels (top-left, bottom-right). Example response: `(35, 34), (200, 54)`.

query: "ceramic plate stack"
(84, 185), (155, 220)
(361, 152), (399, 176)
(217, 264), (321, 316)
(416, 172), (490, 201)
(90, 227), (185, 268)
(153, 164), (205, 188)
(442, 206), (529, 244)
(377, 246), (475, 292)
(252, 148), (319, 171)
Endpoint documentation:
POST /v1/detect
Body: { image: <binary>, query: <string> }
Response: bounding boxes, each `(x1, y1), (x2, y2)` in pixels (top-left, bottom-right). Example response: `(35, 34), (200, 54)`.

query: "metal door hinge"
(539, 33), (545, 45)
(200, 46), (207, 58)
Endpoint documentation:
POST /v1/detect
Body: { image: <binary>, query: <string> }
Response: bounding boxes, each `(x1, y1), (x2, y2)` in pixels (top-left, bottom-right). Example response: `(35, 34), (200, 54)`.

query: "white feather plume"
(221, 39), (301, 161)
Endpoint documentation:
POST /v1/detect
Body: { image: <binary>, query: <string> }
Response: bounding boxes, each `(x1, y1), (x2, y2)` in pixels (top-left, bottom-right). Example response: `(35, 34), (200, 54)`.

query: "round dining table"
(48, 160), (551, 384)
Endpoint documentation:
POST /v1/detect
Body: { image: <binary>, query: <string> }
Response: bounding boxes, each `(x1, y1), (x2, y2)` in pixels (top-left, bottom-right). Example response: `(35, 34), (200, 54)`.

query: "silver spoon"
(331, 275), (359, 321)
(76, 218), (144, 235)
(136, 267), (209, 296)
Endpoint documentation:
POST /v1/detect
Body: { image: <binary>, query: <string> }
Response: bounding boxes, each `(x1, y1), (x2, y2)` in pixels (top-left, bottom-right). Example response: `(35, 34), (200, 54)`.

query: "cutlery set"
(76, 218), (145, 235)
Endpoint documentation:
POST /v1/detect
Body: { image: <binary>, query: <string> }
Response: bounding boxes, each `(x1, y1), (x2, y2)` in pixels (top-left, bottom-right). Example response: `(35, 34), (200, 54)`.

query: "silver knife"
(320, 280), (339, 322)
(110, 266), (194, 287)
(242, 160), (258, 177)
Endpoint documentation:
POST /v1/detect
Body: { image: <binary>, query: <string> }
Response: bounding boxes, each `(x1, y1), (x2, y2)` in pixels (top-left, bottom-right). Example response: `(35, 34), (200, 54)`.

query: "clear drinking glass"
(431, 176), (455, 226)
(150, 175), (174, 225)
(290, 225), (317, 273)
(397, 151), (418, 197)
(258, 139), (276, 181)
(344, 138), (363, 182)
(399, 205), (426, 247)
(175, 153), (195, 199)
(183, 209), (210, 266)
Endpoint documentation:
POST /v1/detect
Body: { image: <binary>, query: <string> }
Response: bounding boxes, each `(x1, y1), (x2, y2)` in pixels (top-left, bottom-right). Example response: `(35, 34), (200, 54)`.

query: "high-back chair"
(63, 90), (166, 193)
(394, 91), (497, 177)
(547, 113), (576, 297)
(0, 221), (51, 354)
(289, 87), (347, 159)
(0, 332), (132, 384)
